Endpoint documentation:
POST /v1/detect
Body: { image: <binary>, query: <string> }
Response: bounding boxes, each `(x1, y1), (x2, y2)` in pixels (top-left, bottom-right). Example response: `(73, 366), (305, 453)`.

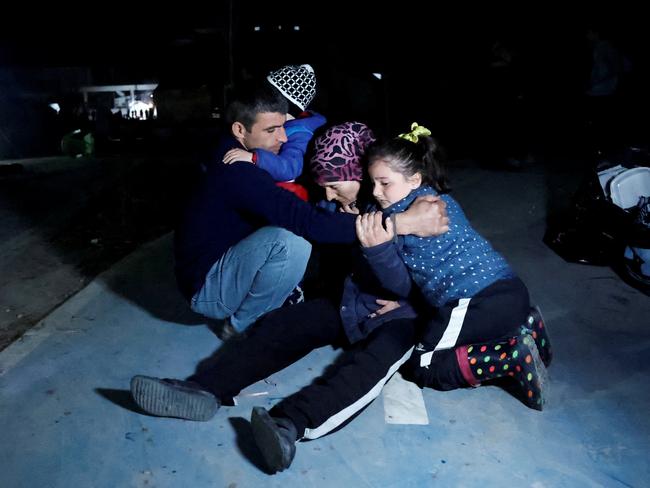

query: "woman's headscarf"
(310, 122), (376, 184)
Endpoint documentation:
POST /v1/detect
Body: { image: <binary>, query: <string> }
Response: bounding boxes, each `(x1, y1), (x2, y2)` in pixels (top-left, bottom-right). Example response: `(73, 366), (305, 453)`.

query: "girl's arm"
(356, 213), (412, 297)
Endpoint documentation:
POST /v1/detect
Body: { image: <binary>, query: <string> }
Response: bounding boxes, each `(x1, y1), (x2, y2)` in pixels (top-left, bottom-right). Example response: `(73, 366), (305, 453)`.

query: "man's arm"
(393, 195), (449, 237)
(227, 163), (357, 243)
(222, 166), (447, 245)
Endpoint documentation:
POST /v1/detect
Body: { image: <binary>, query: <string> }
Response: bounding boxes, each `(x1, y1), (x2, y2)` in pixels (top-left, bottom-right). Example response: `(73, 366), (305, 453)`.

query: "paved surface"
(0, 155), (186, 349)
(0, 156), (108, 348)
(1, 161), (649, 487)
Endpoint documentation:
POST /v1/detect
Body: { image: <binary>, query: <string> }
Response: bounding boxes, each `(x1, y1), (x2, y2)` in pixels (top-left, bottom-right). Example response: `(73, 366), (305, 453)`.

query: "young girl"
(356, 123), (552, 410)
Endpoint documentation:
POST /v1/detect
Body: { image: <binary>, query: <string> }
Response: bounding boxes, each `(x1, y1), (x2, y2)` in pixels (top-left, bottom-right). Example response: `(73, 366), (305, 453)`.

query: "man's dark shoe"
(130, 375), (219, 421)
(207, 317), (244, 342)
(251, 407), (298, 473)
(282, 285), (305, 307)
(219, 318), (244, 341)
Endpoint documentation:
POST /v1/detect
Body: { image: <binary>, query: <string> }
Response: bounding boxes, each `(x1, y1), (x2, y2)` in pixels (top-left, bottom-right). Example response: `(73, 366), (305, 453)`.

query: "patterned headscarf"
(310, 122), (376, 184)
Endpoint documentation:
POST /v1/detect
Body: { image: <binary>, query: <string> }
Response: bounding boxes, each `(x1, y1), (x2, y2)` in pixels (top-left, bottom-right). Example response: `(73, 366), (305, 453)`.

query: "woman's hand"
(356, 211), (394, 248)
(339, 201), (360, 214)
(368, 298), (401, 318)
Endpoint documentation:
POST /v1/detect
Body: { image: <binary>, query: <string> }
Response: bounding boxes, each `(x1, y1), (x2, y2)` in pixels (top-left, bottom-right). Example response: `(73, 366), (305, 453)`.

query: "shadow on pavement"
(95, 388), (144, 415)
(228, 416), (269, 474)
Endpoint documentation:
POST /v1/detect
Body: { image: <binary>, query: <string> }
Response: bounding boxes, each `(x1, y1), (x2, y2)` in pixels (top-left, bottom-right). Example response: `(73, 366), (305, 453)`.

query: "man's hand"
(396, 195), (449, 237)
(356, 212), (394, 248)
(367, 298), (401, 318)
(223, 148), (254, 164)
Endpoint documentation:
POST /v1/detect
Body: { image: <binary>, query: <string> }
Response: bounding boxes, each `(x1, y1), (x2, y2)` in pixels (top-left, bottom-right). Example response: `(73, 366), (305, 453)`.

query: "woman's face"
(321, 180), (361, 206)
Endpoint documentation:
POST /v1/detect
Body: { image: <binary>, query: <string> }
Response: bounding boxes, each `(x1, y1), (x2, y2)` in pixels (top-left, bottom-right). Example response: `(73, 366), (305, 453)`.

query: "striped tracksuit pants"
(190, 277), (528, 439)
(190, 298), (419, 439)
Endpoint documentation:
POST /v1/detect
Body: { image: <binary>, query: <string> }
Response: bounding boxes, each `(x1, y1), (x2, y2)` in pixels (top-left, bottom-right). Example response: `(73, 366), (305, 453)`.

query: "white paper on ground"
(382, 371), (429, 425)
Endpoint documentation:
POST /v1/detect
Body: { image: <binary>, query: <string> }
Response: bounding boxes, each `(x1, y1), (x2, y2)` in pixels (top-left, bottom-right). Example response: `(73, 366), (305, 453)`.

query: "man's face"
(237, 112), (288, 154)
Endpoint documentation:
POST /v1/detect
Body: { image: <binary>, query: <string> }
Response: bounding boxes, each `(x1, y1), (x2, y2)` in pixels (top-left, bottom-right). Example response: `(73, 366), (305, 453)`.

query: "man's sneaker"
(206, 317), (243, 342)
(218, 317), (243, 341)
(130, 375), (220, 421)
(251, 407), (298, 473)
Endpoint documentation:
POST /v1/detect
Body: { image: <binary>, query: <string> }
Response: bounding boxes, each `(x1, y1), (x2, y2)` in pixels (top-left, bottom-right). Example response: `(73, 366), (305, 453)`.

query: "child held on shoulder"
(223, 64), (325, 201)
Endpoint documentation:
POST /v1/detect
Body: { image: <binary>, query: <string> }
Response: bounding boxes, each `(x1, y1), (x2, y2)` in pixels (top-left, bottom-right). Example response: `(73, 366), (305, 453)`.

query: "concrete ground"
(1, 160), (649, 487)
(0, 154), (189, 350)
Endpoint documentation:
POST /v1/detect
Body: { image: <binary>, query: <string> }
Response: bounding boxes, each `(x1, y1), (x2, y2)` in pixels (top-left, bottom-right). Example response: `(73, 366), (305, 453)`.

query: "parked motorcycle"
(544, 145), (650, 295)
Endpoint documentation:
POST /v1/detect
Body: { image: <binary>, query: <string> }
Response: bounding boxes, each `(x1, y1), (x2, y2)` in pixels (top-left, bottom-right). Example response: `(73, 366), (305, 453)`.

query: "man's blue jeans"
(190, 226), (311, 332)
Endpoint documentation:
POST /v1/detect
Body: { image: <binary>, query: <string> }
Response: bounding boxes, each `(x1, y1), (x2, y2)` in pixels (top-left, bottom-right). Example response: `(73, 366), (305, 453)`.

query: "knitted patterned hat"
(310, 122), (376, 184)
(266, 64), (316, 111)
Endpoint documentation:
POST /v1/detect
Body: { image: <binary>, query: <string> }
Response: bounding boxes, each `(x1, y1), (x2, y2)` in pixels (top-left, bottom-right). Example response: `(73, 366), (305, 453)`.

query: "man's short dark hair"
(225, 80), (288, 131)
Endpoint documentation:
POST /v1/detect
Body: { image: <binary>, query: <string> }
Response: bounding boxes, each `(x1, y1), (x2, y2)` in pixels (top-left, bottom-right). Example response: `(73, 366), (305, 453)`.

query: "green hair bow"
(398, 122), (431, 143)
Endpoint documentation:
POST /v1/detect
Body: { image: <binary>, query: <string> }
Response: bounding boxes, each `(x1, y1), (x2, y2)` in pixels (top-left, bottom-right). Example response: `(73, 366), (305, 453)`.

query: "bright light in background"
(253, 24), (302, 32)
(372, 73), (383, 80)
(49, 103), (61, 113)
(129, 100), (154, 120)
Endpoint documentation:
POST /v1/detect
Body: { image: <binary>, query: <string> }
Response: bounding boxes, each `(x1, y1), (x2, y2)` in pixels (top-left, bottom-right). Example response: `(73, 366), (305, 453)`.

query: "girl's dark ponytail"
(419, 136), (450, 194)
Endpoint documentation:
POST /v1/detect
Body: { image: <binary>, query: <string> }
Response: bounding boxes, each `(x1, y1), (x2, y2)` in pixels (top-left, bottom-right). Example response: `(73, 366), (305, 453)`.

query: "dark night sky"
(1, 3), (645, 68)
(2, 1), (649, 158)
(2, 2), (648, 115)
